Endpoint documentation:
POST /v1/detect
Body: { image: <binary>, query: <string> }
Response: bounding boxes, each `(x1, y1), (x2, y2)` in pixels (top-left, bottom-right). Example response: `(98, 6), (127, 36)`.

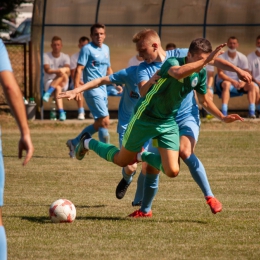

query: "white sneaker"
(66, 139), (75, 158)
(78, 112), (85, 120)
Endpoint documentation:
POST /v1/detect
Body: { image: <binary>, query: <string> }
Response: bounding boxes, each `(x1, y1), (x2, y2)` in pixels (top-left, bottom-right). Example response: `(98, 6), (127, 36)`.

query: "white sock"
(84, 138), (92, 149)
(137, 152), (143, 162)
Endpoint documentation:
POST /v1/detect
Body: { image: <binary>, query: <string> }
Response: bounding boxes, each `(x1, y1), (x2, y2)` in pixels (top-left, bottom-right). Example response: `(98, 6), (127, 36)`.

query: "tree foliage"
(0, 0), (28, 21)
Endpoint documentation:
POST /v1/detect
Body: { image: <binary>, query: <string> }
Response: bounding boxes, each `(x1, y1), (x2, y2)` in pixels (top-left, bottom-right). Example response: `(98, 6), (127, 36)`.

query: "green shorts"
(122, 116), (179, 152)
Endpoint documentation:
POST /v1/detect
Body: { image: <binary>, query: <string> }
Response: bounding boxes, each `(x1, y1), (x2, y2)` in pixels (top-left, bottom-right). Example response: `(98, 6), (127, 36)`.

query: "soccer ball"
(49, 199), (76, 223)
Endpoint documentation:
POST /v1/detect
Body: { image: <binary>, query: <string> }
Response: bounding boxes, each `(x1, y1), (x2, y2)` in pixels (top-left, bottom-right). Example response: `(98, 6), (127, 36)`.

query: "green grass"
(2, 117), (260, 260)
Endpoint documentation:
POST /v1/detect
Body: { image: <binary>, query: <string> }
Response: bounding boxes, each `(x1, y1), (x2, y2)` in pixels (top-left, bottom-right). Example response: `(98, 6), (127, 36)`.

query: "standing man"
(43, 36), (70, 121)
(66, 23), (113, 158)
(247, 35), (260, 114)
(216, 36), (256, 118)
(0, 39), (34, 260)
(70, 36), (90, 120)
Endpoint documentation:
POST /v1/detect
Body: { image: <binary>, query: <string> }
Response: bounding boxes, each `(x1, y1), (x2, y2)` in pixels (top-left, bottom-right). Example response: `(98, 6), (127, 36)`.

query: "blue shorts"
(0, 137), (5, 206)
(84, 93), (109, 119)
(215, 80), (246, 98)
(177, 115), (200, 142)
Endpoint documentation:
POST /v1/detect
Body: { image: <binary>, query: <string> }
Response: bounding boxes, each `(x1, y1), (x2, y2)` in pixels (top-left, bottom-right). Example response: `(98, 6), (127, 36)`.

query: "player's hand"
(58, 90), (77, 100)
(115, 85), (123, 94)
(222, 114), (244, 123)
(205, 43), (227, 64)
(237, 69), (252, 83)
(150, 70), (161, 84)
(75, 93), (82, 101)
(19, 134), (34, 166)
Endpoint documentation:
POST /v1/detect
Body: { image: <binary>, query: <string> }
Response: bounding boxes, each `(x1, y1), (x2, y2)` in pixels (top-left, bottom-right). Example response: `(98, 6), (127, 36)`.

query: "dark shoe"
(116, 178), (131, 199)
(75, 132), (91, 160)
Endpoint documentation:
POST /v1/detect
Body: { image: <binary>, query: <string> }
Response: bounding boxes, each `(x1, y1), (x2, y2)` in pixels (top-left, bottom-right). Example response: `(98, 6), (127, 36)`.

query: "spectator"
(0, 39), (34, 260)
(247, 35), (260, 114)
(127, 53), (143, 67)
(70, 36), (90, 120)
(204, 64), (215, 118)
(216, 36), (256, 118)
(166, 42), (176, 50)
(42, 36), (70, 121)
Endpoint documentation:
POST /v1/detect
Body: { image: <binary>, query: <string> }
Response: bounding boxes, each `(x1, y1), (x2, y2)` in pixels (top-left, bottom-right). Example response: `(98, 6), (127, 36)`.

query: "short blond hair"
(132, 29), (160, 45)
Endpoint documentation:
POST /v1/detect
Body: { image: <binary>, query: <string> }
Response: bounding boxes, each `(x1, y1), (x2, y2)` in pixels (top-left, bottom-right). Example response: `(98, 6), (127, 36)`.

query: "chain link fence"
(0, 42), (28, 109)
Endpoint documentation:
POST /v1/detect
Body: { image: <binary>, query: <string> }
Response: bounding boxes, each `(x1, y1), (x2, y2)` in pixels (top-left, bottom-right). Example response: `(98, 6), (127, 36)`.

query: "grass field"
(1, 115), (260, 260)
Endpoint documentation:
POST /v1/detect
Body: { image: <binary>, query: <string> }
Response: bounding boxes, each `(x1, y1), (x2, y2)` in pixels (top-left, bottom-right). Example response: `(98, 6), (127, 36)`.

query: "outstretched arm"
(58, 75), (111, 100)
(168, 43), (227, 80)
(196, 92), (244, 123)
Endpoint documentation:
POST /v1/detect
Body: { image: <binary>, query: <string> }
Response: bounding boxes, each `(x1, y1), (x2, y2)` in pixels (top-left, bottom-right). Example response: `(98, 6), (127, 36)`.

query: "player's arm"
(107, 66), (113, 76)
(138, 71), (161, 97)
(59, 64), (70, 76)
(58, 76), (112, 100)
(0, 70), (34, 165)
(196, 91), (243, 123)
(168, 43), (226, 80)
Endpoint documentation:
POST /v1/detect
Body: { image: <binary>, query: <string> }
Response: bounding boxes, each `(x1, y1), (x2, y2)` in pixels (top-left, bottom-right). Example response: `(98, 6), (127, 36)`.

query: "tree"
(0, 0), (29, 25)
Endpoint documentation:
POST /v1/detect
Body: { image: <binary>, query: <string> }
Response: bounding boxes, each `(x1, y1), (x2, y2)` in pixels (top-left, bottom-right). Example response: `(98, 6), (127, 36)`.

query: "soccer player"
(70, 36), (90, 120)
(0, 39), (34, 260)
(70, 38), (246, 217)
(42, 36), (71, 121)
(66, 23), (113, 158)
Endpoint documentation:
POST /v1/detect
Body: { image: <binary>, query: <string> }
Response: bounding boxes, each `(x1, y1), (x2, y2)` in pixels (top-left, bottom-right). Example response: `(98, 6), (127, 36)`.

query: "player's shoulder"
(60, 52), (70, 59)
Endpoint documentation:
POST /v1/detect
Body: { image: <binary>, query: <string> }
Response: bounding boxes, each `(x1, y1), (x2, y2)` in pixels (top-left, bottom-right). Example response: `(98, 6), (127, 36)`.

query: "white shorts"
(44, 79), (69, 92)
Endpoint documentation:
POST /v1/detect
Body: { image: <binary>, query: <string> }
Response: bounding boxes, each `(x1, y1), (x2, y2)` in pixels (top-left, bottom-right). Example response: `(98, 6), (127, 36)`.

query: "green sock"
(141, 151), (165, 174)
(89, 139), (119, 162)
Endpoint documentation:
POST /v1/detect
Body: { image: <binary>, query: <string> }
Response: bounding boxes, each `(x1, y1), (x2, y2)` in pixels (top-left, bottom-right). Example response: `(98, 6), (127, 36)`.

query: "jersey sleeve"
(195, 68), (207, 95)
(159, 57), (180, 78)
(137, 62), (150, 84)
(77, 46), (89, 66)
(0, 40), (12, 72)
(109, 69), (126, 84)
(173, 48), (189, 58)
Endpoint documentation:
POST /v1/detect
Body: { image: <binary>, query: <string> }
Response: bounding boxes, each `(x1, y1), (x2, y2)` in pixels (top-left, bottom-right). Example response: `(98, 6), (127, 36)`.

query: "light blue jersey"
(109, 66), (140, 134)
(137, 48), (200, 123)
(0, 40), (12, 72)
(78, 42), (111, 98)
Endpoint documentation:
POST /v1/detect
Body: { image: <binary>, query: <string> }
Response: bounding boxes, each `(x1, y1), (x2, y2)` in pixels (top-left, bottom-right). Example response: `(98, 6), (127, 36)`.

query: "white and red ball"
(49, 199), (76, 223)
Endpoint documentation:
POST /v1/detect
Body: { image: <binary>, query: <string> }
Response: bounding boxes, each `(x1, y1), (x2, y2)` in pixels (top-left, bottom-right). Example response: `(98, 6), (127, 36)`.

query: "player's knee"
(164, 166), (179, 178)
(179, 149), (190, 160)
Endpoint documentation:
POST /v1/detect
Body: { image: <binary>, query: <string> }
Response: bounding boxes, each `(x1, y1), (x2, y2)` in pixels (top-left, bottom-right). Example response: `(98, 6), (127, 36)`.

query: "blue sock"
(249, 103), (255, 115)
(98, 127), (110, 143)
(133, 171), (145, 205)
(78, 107), (84, 114)
(122, 168), (135, 184)
(184, 154), (214, 197)
(58, 109), (64, 113)
(140, 173), (159, 213)
(222, 104), (228, 116)
(0, 226), (7, 260)
(47, 86), (55, 95)
(71, 124), (97, 146)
